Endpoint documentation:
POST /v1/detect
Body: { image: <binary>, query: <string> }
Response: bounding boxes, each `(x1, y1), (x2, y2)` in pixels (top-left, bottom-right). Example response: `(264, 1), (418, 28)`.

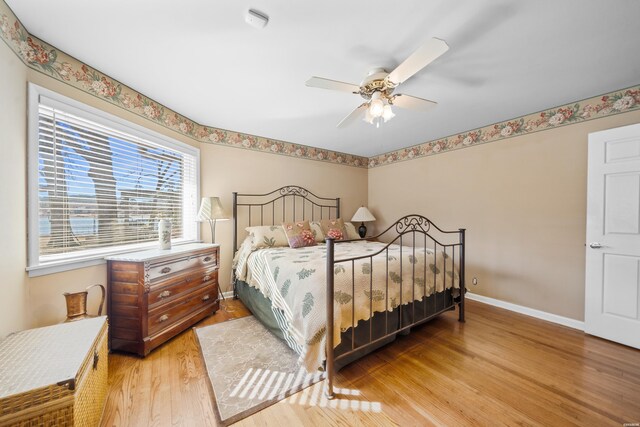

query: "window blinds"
(36, 99), (198, 262)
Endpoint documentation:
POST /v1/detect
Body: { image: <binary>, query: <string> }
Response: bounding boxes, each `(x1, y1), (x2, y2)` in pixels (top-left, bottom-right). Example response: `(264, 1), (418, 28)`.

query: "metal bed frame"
(232, 185), (466, 398)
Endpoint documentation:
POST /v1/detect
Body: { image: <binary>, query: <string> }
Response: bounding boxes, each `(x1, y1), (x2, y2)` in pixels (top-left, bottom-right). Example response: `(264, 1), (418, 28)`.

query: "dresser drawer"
(148, 269), (218, 307)
(148, 285), (217, 337)
(148, 251), (217, 282)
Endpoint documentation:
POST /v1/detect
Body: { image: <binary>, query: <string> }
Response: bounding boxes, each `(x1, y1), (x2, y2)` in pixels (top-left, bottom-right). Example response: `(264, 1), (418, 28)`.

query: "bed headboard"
(232, 185), (340, 253)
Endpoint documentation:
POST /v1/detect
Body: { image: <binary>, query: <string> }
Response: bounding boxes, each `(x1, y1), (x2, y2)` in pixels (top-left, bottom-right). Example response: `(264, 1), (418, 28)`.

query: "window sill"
(26, 240), (202, 277)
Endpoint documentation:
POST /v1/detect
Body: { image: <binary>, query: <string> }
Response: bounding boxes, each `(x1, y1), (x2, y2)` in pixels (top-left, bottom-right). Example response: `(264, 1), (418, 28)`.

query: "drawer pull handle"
(93, 350), (99, 370)
(158, 314), (170, 323)
(202, 294), (211, 302)
(160, 267), (172, 274)
(203, 256), (213, 262)
(203, 275), (211, 282)
(159, 290), (172, 299)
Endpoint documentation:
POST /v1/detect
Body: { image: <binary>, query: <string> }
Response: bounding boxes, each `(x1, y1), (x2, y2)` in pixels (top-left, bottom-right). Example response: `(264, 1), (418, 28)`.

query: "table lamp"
(197, 196), (228, 244)
(351, 206), (376, 238)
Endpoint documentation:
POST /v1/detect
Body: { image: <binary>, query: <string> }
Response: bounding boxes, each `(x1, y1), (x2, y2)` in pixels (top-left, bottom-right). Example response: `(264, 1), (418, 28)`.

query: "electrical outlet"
(472, 277), (478, 286)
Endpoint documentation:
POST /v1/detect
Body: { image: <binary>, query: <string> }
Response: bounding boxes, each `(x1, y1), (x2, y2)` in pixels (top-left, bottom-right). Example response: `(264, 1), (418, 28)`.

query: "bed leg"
(232, 271), (239, 299)
(325, 378), (335, 400)
(458, 228), (466, 323)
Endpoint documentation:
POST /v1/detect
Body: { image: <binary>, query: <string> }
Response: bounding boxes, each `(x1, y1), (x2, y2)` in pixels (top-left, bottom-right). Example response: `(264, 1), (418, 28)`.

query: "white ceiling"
(8, 0), (640, 157)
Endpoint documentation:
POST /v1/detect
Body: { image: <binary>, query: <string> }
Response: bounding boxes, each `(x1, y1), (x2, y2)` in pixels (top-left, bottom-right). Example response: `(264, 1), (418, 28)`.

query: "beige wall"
(369, 110), (640, 321)
(0, 40), (28, 335)
(0, 41), (367, 334)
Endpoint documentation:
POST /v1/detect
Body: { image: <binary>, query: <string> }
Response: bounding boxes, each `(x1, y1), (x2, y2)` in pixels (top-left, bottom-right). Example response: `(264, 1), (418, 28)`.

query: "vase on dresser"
(158, 218), (172, 250)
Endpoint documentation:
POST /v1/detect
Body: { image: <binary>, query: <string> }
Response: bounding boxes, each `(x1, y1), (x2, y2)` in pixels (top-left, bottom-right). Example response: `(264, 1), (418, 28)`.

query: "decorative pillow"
(245, 225), (289, 250)
(344, 222), (361, 240)
(320, 218), (347, 241)
(309, 221), (325, 243)
(282, 220), (316, 248)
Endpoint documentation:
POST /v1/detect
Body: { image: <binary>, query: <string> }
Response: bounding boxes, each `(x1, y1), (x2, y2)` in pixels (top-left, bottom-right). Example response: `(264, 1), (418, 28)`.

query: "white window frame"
(27, 83), (200, 277)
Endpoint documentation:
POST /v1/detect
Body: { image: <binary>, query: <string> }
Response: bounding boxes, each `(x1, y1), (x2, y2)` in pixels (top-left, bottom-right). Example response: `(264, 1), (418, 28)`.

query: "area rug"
(195, 316), (323, 426)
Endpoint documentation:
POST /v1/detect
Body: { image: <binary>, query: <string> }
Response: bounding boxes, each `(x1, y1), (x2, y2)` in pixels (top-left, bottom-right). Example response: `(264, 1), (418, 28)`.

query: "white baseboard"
(466, 292), (584, 331)
(221, 290), (234, 299)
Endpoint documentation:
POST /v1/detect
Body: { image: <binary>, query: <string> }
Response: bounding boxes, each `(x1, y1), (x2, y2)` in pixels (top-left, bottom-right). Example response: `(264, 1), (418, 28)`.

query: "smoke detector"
(245, 9), (269, 29)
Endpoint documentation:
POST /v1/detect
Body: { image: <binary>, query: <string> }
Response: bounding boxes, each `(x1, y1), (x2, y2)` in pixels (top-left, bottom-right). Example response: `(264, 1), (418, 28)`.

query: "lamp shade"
(351, 207), (376, 223)
(197, 197), (227, 221)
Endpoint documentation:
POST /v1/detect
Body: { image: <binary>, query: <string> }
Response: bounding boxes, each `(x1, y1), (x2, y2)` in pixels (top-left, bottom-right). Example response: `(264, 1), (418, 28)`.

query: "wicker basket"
(0, 317), (108, 426)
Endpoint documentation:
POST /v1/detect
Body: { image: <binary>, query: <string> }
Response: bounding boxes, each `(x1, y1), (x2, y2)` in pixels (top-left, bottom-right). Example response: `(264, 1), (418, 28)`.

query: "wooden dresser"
(106, 243), (220, 356)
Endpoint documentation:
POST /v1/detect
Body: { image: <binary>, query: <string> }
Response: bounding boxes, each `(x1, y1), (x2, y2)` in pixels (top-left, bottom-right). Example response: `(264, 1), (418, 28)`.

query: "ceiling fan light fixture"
(363, 107), (374, 124)
(369, 99), (384, 117)
(369, 92), (385, 117)
(382, 104), (395, 122)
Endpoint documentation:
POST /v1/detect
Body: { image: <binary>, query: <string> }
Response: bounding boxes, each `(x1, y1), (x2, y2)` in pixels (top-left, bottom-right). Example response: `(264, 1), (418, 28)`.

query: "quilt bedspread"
(234, 239), (459, 372)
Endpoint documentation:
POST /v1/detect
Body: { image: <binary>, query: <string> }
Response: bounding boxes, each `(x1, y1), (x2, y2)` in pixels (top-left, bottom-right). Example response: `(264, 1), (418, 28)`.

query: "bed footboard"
(324, 215), (466, 398)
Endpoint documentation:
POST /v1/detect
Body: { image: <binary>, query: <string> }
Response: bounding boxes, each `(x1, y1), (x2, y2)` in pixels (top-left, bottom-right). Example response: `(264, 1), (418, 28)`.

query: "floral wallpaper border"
(0, 1), (368, 168)
(368, 84), (640, 168)
(1, 0), (639, 171)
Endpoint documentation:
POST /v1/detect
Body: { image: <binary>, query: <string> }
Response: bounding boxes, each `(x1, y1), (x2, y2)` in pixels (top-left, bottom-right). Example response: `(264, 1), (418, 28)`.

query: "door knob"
(589, 242), (603, 249)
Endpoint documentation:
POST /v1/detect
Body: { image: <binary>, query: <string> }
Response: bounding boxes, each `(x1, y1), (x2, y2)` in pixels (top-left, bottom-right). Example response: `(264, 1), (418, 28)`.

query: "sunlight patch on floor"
(287, 386), (382, 412)
(229, 367), (322, 401)
(227, 367), (381, 413)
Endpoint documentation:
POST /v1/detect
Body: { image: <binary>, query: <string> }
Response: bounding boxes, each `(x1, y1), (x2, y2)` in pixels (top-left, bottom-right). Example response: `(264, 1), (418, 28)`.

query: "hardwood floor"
(101, 299), (640, 426)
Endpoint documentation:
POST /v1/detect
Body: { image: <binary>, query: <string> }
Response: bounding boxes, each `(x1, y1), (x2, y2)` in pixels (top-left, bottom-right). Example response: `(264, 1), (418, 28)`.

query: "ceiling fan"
(306, 38), (449, 128)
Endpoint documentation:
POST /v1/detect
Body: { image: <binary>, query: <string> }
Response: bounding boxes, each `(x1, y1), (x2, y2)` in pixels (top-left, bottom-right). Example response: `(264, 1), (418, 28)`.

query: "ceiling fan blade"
(337, 103), (368, 128)
(391, 94), (437, 111)
(387, 38), (449, 86)
(306, 77), (360, 94)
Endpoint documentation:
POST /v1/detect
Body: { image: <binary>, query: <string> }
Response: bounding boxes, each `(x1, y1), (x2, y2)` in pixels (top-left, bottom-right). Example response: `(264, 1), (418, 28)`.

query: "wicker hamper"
(0, 316), (108, 426)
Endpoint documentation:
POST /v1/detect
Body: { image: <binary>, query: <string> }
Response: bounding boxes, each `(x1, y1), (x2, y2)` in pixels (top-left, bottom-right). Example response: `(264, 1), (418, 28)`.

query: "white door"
(585, 123), (640, 349)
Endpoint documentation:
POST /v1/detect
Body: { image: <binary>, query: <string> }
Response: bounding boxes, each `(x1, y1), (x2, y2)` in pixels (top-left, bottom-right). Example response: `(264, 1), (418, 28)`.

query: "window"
(27, 84), (199, 276)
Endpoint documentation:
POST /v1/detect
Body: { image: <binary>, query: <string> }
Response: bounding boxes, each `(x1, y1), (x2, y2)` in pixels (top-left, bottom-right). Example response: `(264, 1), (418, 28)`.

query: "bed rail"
(325, 215), (466, 398)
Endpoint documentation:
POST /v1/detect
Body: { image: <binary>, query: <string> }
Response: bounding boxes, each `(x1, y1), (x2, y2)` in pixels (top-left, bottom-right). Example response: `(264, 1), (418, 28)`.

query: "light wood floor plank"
(101, 299), (640, 426)
(448, 311), (639, 422)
